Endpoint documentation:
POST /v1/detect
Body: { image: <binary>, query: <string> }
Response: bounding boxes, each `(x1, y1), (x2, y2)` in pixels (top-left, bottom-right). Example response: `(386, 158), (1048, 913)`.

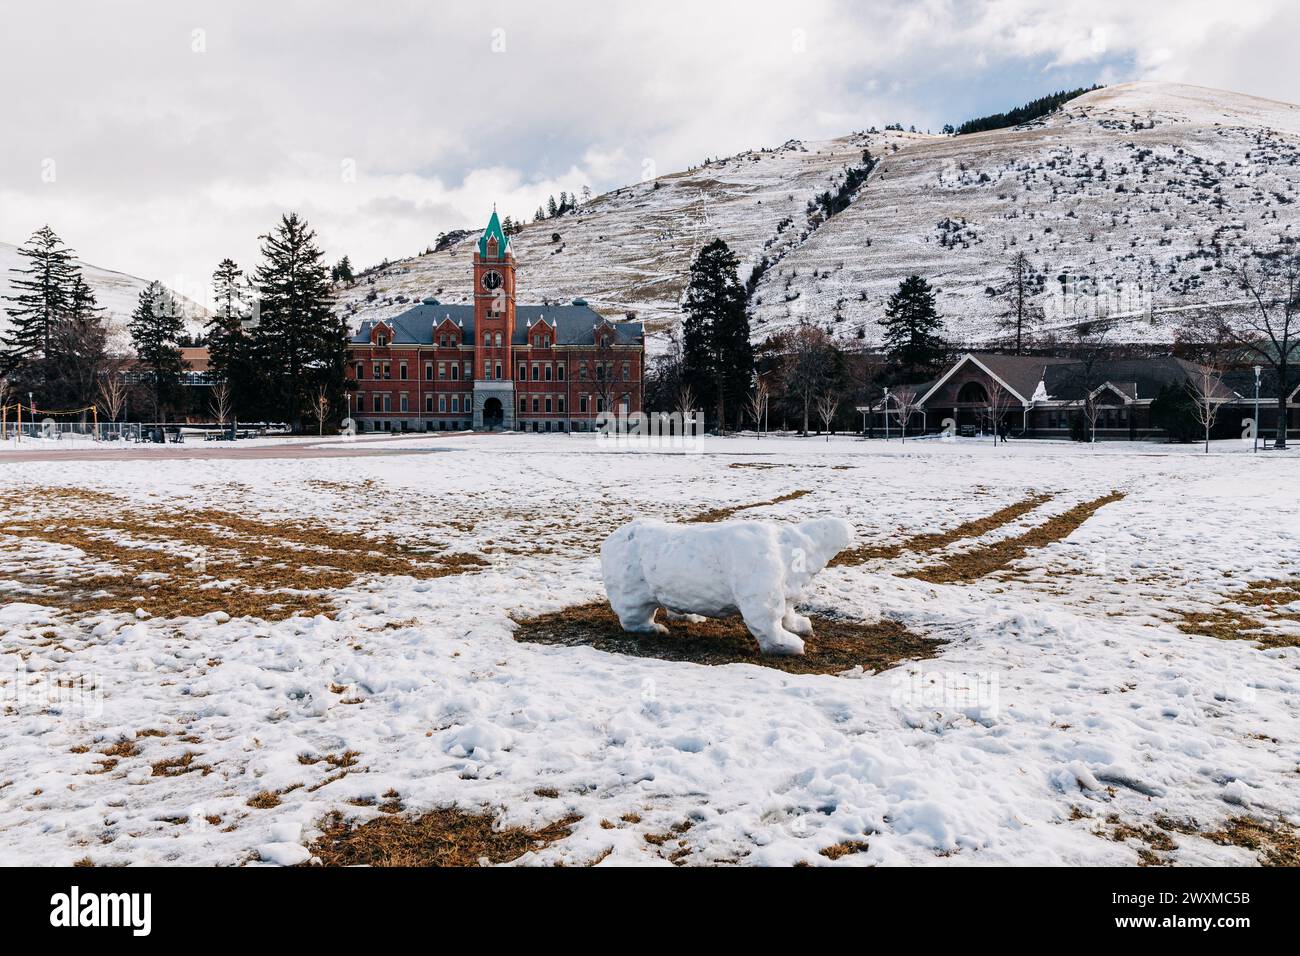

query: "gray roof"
(350, 302), (643, 347)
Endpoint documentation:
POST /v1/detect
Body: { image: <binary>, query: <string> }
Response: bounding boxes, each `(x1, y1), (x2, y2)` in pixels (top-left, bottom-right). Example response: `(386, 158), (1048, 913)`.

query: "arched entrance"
(954, 380), (990, 432)
(483, 397), (504, 429)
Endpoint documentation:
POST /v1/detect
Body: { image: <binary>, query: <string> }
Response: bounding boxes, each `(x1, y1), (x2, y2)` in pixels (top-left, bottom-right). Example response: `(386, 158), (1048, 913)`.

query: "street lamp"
(883, 387), (890, 441)
(1253, 365), (1262, 454)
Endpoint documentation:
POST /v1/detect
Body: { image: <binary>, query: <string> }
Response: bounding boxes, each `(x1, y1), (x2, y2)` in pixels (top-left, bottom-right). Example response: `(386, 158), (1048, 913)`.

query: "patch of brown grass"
(1177, 579), (1300, 649)
(908, 492), (1125, 584)
(1205, 816), (1300, 866)
(819, 839), (871, 860)
(0, 490), (488, 622)
(512, 601), (942, 675)
(303, 807), (582, 867)
(688, 490), (812, 523)
(247, 790), (282, 810)
(831, 493), (1054, 566)
(150, 751), (209, 777)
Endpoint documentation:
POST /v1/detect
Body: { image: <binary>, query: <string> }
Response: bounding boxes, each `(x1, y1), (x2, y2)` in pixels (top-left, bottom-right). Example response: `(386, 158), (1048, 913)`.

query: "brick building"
(345, 211), (645, 432)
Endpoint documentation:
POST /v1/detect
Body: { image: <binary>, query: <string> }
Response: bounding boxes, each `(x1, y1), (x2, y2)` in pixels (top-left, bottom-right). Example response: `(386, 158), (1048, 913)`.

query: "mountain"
(332, 82), (1300, 349)
(0, 242), (209, 352)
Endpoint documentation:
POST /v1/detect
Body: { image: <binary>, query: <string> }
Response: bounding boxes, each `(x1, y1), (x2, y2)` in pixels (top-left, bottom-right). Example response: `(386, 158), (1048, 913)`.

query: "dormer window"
(377, 334), (388, 347)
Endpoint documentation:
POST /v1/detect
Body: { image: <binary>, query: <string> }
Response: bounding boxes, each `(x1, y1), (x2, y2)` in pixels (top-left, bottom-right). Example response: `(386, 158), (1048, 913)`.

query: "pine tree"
(43, 274), (110, 410)
(880, 275), (946, 377)
(253, 213), (345, 429)
(1, 225), (78, 374)
(546, 195), (558, 218)
(682, 239), (754, 431)
(206, 259), (260, 418)
(128, 281), (187, 420)
(331, 255), (355, 284)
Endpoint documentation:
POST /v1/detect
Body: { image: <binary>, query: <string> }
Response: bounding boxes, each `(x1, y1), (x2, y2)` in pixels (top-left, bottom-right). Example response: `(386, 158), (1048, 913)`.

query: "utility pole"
(1253, 365), (1261, 454)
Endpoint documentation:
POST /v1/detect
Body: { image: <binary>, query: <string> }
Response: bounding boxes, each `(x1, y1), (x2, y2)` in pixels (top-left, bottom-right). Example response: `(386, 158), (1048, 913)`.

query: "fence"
(1, 422), (289, 444)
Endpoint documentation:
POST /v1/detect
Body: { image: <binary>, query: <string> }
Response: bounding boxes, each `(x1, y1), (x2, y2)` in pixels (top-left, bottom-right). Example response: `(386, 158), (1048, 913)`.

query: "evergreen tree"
(682, 239), (754, 431)
(43, 274), (110, 410)
(206, 259), (261, 418)
(1, 225), (78, 374)
(546, 195), (558, 218)
(128, 281), (187, 420)
(880, 275), (946, 377)
(331, 255), (355, 284)
(253, 213), (345, 430)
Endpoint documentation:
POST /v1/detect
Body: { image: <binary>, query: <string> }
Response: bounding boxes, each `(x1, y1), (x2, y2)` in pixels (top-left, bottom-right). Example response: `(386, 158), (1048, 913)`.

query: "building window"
(595, 364), (605, 382)
(438, 363), (446, 380)
(544, 364), (552, 382)
(495, 362), (502, 379)
(451, 396), (459, 413)
(424, 363), (433, 381)
(399, 363), (408, 380)
(377, 334), (388, 347)
(425, 395), (434, 413)
(519, 397), (527, 413)
(451, 364), (459, 380)
(495, 332), (502, 347)
(545, 396), (552, 413)
(518, 364), (526, 380)
(580, 395), (588, 413)
(579, 363), (587, 381)
(439, 396), (446, 412)
(464, 362), (472, 380)
(372, 363), (381, 379)
(532, 364), (540, 381)
(383, 362), (391, 379)
(383, 394), (391, 412)
(622, 362), (630, 382)
(532, 397), (540, 412)
(398, 394), (407, 412)
(557, 364), (565, 382)
(558, 396), (566, 413)
(355, 362), (364, 380)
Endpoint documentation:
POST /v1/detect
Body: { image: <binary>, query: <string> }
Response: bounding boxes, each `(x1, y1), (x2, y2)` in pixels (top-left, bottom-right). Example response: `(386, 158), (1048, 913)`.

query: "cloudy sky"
(2, 0), (1298, 306)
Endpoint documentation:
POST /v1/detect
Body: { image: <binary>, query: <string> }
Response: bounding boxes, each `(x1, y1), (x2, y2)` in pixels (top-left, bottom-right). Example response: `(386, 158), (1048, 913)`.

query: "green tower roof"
(477, 210), (509, 259)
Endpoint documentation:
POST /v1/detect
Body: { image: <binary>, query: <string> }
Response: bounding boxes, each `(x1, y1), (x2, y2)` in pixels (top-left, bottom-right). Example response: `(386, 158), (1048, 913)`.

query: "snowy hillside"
(338, 82), (1300, 349)
(0, 242), (208, 352)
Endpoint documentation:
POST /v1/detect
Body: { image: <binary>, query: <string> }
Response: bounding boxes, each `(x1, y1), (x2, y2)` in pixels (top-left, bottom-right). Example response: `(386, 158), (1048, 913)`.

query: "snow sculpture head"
(600, 516), (856, 656)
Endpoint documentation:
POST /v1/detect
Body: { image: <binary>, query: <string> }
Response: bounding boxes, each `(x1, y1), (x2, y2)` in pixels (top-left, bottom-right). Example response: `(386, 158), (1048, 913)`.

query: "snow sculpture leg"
(782, 608), (814, 636)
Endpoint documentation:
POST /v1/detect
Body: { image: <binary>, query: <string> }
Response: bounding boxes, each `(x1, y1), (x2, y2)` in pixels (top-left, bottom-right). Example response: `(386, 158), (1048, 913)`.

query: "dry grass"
(688, 490), (812, 523)
(1177, 578), (1300, 649)
(1204, 816), (1300, 866)
(831, 493), (1054, 567)
(819, 839), (871, 860)
(0, 488), (487, 622)
(908, 492), (1125, 584)
(512, 601), (942, 675)
(303, 807), (582, 866)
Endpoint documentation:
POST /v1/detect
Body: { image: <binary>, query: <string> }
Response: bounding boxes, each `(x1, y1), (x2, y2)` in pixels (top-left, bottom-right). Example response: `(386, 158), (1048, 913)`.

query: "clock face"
(481, 270), (503, 291)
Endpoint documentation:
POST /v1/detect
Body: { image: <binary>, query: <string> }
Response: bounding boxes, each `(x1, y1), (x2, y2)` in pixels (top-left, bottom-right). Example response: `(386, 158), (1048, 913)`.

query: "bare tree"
(815, 391), (839, 441)
(746, 377), (770, 437)
(1219, 245), (1300, 449)
(310, 385), (330, 436)
(209, 380), (234, 427)
(1063, 320), (1113, 443)
(782, 324), (837, 434)
(889, 386), (920, 441)
(1186, 360), (1228, 454)
(674, 382), (697, 434)
(986, 378), (1016, 445)
(96, 372), (128, 424)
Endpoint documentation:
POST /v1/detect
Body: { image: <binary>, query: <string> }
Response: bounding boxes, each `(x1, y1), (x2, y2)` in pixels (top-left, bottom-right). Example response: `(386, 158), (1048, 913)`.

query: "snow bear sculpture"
(600, 517), (855, 655)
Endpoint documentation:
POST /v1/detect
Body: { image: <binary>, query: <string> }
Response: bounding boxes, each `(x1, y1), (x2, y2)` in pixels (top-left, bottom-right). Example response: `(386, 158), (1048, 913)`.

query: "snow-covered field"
(1, 434), (1297, 866)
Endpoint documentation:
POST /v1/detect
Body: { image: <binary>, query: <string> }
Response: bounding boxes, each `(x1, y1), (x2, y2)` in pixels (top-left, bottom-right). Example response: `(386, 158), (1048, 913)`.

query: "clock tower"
(471, 210), (517, 429)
